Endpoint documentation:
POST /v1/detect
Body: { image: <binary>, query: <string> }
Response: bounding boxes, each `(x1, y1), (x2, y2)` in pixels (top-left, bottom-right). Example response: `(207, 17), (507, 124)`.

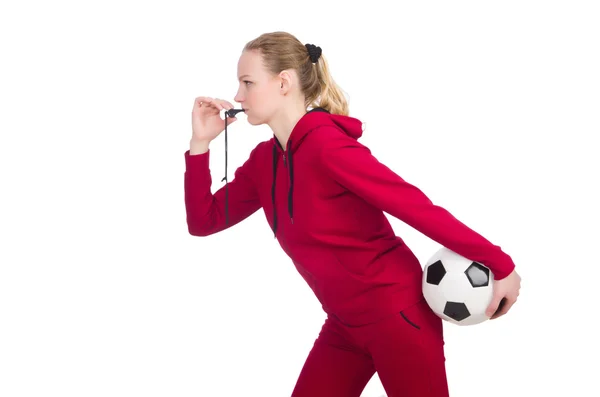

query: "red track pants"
(291, 298), (449, 397)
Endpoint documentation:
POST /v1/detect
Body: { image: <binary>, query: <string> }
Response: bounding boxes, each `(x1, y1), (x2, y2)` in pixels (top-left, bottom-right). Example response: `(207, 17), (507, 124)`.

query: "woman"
(184, 31), (521, 397)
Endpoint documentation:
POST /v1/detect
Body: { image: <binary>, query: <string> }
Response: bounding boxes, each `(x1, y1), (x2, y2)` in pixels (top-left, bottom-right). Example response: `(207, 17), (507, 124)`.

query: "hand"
(191, 96), (237, 143)
(486, 269), (521, 320)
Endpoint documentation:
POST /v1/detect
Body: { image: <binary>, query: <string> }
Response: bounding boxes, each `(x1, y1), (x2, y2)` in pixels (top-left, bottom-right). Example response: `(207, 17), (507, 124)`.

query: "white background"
(1, 1), (598, 396)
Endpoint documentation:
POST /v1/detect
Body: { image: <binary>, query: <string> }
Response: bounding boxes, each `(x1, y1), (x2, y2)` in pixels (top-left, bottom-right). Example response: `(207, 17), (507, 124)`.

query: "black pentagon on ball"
(465, 262), (490, 287)
(426, 260), (446, 285)
(444, 301), (470, 321)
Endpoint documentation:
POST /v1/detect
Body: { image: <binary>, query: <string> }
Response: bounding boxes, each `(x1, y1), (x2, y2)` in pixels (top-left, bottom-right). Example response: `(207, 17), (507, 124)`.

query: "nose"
(234, 91), (244, 104)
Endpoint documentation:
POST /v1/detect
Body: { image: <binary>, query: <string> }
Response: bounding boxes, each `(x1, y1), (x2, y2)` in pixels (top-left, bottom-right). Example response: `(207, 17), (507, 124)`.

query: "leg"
(291, 316), (376, 397)
(368, 299), (449, 397)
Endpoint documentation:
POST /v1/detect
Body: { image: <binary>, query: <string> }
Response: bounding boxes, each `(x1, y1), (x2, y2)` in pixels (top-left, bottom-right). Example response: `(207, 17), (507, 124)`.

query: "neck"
(268, 100), (307, 150)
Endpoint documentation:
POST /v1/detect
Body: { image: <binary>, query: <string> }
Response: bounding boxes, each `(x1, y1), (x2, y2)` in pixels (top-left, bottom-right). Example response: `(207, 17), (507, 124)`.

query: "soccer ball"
(422, 247), (495, 326)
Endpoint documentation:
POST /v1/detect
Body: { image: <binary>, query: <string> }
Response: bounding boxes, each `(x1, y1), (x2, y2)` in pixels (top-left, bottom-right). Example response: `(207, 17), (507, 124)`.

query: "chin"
(246, 113), (264, 126)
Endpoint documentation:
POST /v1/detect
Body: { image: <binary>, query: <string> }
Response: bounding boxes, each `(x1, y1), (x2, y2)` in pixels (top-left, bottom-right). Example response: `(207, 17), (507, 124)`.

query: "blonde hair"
(243, 31), (350, 116)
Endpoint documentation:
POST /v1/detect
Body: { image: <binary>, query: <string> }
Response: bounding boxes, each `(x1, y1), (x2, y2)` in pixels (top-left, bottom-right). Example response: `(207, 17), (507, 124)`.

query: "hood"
(273, 107), (364, 153)
(270, 107), (365, 237)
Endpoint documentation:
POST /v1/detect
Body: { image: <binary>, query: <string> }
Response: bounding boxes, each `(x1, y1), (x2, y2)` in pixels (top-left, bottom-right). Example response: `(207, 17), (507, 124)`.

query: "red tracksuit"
(184, 107), (516, 396)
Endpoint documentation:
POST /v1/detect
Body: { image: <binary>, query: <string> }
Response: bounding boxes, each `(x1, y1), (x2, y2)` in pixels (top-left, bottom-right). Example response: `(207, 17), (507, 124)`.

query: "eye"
(243, 80), (252, 85)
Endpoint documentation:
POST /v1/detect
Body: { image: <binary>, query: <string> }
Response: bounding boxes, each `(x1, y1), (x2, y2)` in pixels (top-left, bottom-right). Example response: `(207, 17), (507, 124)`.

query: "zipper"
(276, 138), (288, 167)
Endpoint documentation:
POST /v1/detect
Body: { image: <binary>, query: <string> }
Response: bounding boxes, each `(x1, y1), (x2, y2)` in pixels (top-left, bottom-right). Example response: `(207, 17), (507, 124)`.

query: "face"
(234, 50), (287, 125)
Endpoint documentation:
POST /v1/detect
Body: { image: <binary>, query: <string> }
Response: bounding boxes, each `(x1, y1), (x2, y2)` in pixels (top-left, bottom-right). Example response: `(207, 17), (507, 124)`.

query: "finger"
(216, 98), (236, 111)
(195, 99), (211, 111)
(491, 297), (515, 320)
(486, 294), (504, 318)
(198, 99), (223, 114)
(222, 100), (235, 109)
(490, 297), (508, 319)
(215, 98), (230, 111)
(207, 98), (224, 111)
(195, 96), (213, 106)
(196, 97), (224, 112)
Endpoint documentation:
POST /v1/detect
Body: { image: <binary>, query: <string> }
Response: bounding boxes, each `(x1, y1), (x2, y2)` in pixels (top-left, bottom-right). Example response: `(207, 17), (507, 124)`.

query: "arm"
(184, 143), (261, 236)
(318, 128), (515, 280)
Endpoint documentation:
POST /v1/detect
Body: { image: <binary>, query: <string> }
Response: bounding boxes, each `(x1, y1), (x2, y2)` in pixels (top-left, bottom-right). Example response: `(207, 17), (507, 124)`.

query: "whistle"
(226, 108), (246, 118)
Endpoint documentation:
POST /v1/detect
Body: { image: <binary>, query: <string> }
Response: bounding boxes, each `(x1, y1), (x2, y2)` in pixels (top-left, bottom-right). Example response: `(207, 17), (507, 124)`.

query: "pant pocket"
(406, 299), (445, 344)
(399, 308), (421, 330)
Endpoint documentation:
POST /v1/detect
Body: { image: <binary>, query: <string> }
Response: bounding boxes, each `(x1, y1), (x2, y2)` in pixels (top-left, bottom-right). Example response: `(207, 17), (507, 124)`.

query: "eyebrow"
(238, 74), (251, 81)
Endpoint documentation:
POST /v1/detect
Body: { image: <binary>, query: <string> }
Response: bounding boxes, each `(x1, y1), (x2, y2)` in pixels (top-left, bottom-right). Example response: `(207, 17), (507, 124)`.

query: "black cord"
(221, 108), (245, 226)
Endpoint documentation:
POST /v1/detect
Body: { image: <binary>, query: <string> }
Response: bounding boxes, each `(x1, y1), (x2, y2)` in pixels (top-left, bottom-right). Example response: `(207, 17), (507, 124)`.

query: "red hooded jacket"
(184, 108), (516, 326)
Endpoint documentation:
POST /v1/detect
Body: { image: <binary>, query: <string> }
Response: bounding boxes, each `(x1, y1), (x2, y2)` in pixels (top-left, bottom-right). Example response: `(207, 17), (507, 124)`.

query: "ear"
(279, 70), (293, 93)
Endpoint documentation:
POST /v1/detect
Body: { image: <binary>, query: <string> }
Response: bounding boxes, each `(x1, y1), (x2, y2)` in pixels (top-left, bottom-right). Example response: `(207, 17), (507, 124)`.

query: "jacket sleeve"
(184, 146), (262, 236)
(318, 128), (515, 280)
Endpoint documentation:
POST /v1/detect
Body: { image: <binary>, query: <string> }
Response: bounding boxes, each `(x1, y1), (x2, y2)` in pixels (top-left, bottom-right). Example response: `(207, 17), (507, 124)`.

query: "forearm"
(189, 138), (210, 155)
